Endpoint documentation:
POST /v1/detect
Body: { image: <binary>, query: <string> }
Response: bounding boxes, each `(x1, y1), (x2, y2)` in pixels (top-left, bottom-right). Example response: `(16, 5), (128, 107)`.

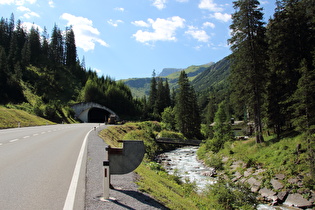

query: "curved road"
(0, 123), (101, 210)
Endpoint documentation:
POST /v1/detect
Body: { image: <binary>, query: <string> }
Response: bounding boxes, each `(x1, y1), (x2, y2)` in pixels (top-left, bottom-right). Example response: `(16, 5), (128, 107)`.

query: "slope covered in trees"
(0, 14), (140, 122)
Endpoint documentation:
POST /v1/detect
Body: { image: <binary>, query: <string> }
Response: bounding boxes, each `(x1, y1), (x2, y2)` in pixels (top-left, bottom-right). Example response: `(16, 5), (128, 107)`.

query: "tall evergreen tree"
(49, 24), (64, 65)
(174, 71), (201, 139)
(229, 0), (267, 143)
(266, 0), (313, 136)
(65, 26), (77, 67)
(291, 57), (315, 178)
(28, 26), (41, 66)
(148, 70), (157, 114)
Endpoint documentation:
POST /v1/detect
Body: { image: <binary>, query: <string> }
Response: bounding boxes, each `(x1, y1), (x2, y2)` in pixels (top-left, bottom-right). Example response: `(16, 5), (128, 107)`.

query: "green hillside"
(0, 106), (54, 129)
(191, 56), (231, 93)
(123, 61), (224, 98)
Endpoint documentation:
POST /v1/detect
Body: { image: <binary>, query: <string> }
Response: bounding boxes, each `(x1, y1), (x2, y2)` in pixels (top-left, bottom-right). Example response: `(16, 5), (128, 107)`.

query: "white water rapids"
(157, 146), (297, 210)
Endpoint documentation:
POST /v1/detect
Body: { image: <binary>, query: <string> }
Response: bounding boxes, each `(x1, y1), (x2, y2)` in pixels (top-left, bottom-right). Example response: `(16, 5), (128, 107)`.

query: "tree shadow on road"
(112, 188), (169, 210)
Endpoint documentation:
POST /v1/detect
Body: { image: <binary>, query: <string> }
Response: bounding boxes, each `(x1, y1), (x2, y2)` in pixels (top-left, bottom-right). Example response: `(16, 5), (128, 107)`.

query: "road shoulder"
(85, 125), (167, 210)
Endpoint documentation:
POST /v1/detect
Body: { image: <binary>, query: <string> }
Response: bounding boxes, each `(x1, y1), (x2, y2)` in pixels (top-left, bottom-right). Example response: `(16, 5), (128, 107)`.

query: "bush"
(204, 151), (224, 170)
(158, 130), (185, 139)
(205, 179), (256, 210)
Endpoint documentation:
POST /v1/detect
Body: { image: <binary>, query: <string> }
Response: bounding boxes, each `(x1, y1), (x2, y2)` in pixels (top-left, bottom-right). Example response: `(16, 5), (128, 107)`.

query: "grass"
(220, 134), (308, 176)
(0, 106), (54, 129)
(99, 122), (213, 209)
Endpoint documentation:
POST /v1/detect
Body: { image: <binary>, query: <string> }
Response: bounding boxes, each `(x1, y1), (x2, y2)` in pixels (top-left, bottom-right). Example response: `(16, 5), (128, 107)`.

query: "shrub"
(158, 130), (185, 139)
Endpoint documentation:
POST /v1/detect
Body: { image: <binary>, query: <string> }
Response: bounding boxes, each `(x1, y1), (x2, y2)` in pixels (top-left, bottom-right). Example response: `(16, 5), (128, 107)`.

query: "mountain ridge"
(122, 58), (230, 98)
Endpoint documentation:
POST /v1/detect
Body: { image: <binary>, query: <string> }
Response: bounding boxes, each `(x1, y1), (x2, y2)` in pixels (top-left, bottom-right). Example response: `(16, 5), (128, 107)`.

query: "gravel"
(85, 125), (167, 210)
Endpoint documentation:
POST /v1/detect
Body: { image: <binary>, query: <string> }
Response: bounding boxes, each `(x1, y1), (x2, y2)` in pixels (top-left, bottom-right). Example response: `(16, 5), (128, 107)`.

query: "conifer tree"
(28, 26), (41, 66)
(148, 70), (157, 114)
(266, 0), (312, 135)
(229, 0), (267, 143)
(291, 57), (315, 178)
(65, 26), (77, 67)
(49, 24), (64, 65)
(174, 71), (201, 139)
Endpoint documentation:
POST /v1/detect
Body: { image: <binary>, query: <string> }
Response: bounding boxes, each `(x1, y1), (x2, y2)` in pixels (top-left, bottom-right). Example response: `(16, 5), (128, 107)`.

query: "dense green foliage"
(229, 0), (267, 143)
(0, 14), (140, 122)
(100, 122), (256, 209)
(174, 71), (201, 139)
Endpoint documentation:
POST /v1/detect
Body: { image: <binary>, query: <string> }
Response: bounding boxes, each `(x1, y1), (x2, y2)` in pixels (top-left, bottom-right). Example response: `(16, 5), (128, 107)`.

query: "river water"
(157, 146), (297, 210)
(157, 146), (216, 192)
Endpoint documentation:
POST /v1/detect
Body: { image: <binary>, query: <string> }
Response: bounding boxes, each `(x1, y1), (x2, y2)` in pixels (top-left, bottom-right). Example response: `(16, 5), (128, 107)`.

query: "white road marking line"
(33, 133), (39, 136)
(9, 139), (19, 143)
(63, 128), (94, 210)
(0, 143), (2, 146)
(41, 132), (46, 134)
(23, 136), (30, 139)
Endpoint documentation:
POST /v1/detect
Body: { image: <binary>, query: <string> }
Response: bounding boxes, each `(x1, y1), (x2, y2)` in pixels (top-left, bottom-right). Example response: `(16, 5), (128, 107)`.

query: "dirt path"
(85, 125), (167, 210)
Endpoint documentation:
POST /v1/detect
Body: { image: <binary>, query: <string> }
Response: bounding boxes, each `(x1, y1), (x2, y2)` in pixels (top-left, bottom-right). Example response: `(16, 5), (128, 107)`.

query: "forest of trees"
(1, 0), (315, 164)
(0, 14), (140, 121)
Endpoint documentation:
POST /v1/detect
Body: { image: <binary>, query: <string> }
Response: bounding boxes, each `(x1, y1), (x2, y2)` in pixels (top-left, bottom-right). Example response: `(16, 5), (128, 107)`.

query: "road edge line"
(63, 128), (93, 210)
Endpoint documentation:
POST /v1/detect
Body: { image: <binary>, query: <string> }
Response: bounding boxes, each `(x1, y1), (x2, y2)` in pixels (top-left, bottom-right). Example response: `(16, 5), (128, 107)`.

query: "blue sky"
(0, 0), (275, 80)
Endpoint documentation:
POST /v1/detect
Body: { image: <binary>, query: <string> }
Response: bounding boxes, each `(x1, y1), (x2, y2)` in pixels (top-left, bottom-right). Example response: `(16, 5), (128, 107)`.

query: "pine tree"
(229, 0), (267, 143)
(65, 26), (77, 67)
(266, 0), (312, 135)
(49, 24), (64, 65)
(291, 57), (315, 178)
(148, 70), (157, 114)
(28, 26), (41, 66)
(174, 71), (201, 139)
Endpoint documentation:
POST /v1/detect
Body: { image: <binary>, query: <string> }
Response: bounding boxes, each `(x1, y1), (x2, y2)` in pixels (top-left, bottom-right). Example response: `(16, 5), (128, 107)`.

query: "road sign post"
(103, 161), (110, 200)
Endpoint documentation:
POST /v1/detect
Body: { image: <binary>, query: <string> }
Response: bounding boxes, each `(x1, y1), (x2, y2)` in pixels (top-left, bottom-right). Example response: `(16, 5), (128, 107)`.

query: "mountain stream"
(156, 146), (296, 210)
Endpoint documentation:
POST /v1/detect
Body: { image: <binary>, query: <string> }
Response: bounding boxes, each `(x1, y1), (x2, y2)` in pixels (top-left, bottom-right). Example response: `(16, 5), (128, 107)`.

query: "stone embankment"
(227, 159), (315, 209)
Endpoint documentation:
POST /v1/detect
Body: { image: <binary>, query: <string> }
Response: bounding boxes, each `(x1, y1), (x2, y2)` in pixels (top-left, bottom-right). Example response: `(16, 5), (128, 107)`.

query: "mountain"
(158, 68), (182, 77)
(122, 59), (229, 98)
(191, 57), (231, 93)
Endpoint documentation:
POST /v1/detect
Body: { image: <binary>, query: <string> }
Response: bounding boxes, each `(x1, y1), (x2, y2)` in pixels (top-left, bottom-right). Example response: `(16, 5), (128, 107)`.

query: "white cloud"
(176, 0), (188, 2)
(203, 21), (215, 29)
(48, 0), (54, 8)
(60, 13), (109, 51)
(185, 26), (210, 42)
(17, 6), (39, 18)
(107, 19), (124, 27)
(21, 22), (43, 31)
(132, 16), (185, 43)
(114, 7), (124, 12)
(152, 0), (167, 10)
(0, 0), (36, 5)
(132, 20), (150, 28)
(93, 68), (102, 76)
(198, 0), (223, 12)
(210, 12), (231, 22)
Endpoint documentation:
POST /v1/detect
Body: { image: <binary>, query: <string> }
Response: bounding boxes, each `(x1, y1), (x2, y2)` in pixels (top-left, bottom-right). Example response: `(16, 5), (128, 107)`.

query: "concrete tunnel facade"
(72, 102), (119, 123)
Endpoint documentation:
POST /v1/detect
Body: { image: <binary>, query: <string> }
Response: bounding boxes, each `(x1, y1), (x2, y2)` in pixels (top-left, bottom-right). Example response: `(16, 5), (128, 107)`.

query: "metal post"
(103, 161), (110, 200)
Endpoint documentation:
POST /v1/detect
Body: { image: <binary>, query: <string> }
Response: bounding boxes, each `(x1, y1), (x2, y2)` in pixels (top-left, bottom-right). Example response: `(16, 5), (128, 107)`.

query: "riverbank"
(197, 132), (315, 209)
(99, 122), (258, 209)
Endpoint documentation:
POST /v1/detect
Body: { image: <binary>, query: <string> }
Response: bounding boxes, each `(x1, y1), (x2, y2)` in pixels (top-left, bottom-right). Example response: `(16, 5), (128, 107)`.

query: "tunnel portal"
(88, 107), (109, 123)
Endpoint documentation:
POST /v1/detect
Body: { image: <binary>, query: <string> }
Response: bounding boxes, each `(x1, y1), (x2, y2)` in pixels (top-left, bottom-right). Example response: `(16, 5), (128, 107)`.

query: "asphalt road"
(0, 123), (100, 210)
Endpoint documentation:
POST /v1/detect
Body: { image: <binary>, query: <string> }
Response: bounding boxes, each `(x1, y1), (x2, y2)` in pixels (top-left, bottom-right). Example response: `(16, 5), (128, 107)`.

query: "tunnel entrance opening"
(88, 107), (109, 123)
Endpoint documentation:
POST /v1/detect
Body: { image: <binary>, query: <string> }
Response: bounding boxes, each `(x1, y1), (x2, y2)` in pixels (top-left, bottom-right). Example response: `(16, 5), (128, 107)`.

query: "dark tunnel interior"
(88, 107), (109, 123)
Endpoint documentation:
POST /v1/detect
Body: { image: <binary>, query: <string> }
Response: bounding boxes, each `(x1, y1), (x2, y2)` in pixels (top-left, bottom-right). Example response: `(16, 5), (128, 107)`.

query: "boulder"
(259, 188), (277, 202)
(277, 191), (288, 203)
(275, 173), (285, 180)
(201, 169), (217, 177)
(244, 168), (253, 177)
(247, 177), (262, 188)
(284, 193), (313, 208)
(270, 178), (284, 190)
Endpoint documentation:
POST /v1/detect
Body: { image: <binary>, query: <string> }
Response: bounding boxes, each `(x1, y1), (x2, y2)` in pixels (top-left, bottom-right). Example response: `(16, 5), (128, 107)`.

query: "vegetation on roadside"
(99, 122), (257, 209)
(0, 106), (54, 129)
